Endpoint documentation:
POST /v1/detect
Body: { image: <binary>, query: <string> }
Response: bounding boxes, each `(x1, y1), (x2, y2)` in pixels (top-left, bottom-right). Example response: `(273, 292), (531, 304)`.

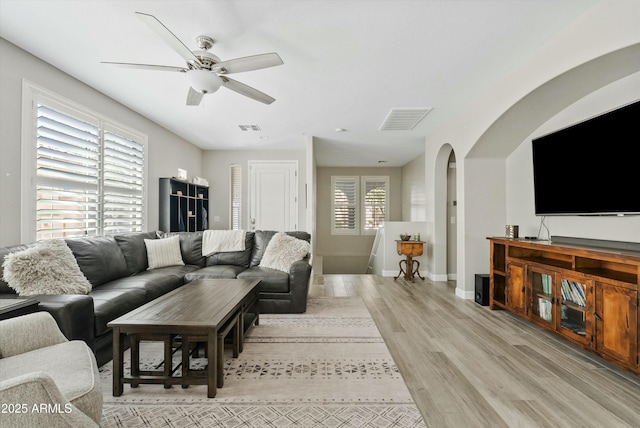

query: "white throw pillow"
(144, 235), (184, 269)
(260, 232), (310, 273)
(2, 239), (91, 296)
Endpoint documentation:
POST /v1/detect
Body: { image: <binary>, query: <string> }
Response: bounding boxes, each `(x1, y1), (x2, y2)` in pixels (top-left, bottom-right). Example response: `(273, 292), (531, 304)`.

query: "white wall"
(401, 152), (426, 221)
(421, 1), (640, 299)
(201, 149), (307, 231)
(0, 39), (204, 246)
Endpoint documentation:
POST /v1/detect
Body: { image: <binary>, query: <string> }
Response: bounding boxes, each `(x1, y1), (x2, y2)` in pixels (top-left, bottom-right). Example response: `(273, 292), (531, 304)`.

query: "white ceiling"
(0, 0), (597, 167)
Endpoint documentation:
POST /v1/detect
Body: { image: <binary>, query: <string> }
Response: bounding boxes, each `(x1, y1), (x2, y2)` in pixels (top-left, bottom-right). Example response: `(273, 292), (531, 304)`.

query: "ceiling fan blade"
(135, 12), (202, 68)
(101, 62), (188, 73)
(186, 87), (204, 106)
(221, 77), (276, 104)
(213, 53), (283, 74)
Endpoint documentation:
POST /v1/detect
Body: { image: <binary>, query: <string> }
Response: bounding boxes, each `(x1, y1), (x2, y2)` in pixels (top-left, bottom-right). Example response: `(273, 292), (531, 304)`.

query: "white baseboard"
(456, 287), (474, 300)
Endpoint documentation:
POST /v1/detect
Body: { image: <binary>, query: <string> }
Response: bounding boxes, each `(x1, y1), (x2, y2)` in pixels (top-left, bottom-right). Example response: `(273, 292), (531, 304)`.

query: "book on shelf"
(538, 297), (552, 322)
(561, 279), (586, 307)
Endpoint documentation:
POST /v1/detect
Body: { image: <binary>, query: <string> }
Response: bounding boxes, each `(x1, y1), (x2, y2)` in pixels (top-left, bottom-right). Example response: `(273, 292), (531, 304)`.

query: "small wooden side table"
(394, 240), (425, 282)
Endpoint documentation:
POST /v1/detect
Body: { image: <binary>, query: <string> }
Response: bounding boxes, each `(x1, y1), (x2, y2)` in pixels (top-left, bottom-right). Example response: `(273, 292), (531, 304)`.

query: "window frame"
(331, 176), (359, 235)
(229, 164), (243, 230)
(361, 175), (389, 235)
(21, 81), (148, 242)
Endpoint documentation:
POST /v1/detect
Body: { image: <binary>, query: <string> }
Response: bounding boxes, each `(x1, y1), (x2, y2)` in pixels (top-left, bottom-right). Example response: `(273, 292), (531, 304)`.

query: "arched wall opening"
(459, 43), (640, 297)
(432, 143), (454, 282)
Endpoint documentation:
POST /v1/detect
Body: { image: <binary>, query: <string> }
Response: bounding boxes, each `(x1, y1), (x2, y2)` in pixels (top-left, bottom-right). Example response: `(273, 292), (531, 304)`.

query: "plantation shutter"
(362, 176), (388, 232)
(103, 126), (145, 234)
(332, 176), (359, 234)
(230, 164), (242, 230)
(36, 104), (100, 240)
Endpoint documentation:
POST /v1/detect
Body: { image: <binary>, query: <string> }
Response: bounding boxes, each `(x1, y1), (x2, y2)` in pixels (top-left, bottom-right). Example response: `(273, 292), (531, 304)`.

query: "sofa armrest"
(288, 258), (312, 312)
(0, 312), (67, 358)
(34, 294), (95, 349)
(0, 372), (99, 428)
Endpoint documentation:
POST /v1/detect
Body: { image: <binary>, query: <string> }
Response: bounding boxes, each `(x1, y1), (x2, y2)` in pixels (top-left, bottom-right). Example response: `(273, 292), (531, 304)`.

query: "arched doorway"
(446, 151), (457, 281)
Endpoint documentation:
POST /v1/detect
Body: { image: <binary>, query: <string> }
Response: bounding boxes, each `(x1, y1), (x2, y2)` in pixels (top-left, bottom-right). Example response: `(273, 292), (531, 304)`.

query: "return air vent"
(379, 108), (432, 131)
(238, 124), (261, 131)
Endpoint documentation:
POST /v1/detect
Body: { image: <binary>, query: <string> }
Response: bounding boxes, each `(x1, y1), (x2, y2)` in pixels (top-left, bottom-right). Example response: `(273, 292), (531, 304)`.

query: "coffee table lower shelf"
(108, 279), (260, 398)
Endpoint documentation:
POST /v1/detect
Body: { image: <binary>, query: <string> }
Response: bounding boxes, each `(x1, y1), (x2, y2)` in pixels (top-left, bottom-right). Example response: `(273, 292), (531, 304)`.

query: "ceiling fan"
(103, 12), (283, 105)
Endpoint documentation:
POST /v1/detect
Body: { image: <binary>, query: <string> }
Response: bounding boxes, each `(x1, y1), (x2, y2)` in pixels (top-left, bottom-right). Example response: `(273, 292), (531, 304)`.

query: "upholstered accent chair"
(0, 312), (102, 427)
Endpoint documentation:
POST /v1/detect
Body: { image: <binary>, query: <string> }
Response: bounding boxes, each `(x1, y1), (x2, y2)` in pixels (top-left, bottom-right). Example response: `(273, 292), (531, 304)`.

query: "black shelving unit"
(159, 177), (209, 232)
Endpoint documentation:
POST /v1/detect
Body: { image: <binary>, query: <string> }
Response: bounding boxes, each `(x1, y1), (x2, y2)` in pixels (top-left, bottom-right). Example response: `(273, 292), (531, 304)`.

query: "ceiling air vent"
(238, 124), (261, 131)
(379, 108), (432, 131)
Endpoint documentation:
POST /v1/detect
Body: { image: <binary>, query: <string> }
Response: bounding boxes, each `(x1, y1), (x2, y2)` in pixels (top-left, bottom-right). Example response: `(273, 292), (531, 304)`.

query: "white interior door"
(248, 160), (298, 231)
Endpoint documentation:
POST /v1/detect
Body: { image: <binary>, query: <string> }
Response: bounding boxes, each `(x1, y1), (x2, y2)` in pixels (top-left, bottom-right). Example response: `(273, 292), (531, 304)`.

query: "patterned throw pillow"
(2, 239), (91, 295)
(259, 232), (310, 273)
(144, 235), (185, 269)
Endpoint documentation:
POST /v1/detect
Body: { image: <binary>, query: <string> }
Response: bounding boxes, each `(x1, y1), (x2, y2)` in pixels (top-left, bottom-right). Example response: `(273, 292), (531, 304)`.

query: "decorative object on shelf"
(399, 233), (411, 241)
(415, 232), (421, 241)
(192, 176), (209, 186)
(176, 168), (187, 180)
(505, 225), (519, 238)
(394, 240), (425, 282)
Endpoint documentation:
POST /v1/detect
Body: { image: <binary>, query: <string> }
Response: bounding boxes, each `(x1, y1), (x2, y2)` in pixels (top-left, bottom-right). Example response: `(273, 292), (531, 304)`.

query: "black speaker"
(475, 274), (490, 306)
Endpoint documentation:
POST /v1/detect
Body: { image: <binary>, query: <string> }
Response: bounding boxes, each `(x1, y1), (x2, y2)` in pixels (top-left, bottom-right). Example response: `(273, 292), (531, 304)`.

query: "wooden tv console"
(488, 237), (639, 375)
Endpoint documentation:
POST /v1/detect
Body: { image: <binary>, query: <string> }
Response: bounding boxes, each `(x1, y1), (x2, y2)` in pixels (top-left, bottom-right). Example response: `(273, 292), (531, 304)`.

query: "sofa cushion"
(162, 231), (207, 267)
(0, 340), (103, 423)
(250, 231), (311, 267)
(95, 265), (195, 301)
(184, 265), (246, 282)
(206, 231), (254, 268)
(114, 231), (158, 275)
(90, 288), (148, 336)
(144, 235), (184, 269)
(2, 239), (91, 296)
(65, 236), (129, 287)
(237, 266), (289, 293)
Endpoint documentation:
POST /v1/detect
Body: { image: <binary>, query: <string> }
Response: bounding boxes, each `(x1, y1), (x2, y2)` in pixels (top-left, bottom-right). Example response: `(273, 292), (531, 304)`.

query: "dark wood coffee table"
(108, 278), (260, 398)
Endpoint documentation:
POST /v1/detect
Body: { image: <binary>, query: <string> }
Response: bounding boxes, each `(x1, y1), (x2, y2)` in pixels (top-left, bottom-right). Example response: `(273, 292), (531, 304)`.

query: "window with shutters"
(230, 164), (242, 230)
(331, 176), (359, 235)
(331, 175), (388, 235)
(25, 86), (146, 241)
(362, 176), (389, 234)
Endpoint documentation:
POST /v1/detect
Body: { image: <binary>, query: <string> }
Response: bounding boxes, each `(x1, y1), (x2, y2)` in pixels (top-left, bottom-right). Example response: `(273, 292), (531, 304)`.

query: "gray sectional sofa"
(0, 230), (312, 366)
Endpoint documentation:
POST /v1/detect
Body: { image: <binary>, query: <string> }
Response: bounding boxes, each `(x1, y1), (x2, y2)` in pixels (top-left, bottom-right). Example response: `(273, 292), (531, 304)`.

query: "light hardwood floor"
(309, 274), (640, 428)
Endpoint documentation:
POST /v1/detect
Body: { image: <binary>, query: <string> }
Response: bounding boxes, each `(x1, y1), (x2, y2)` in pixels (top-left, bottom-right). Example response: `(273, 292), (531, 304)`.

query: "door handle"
(594, 313), (602, 321)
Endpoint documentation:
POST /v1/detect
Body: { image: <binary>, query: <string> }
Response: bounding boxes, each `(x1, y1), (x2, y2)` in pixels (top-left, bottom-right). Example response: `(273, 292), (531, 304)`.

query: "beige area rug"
(99, 297), (426, 427)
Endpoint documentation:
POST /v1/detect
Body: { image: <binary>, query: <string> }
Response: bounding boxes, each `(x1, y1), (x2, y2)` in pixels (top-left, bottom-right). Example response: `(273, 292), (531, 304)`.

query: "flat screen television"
(531, 100), (640, 216)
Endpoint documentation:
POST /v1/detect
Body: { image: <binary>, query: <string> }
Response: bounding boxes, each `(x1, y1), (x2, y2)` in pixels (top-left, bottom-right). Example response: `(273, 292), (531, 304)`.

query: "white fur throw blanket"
(202, 230), (246, 256)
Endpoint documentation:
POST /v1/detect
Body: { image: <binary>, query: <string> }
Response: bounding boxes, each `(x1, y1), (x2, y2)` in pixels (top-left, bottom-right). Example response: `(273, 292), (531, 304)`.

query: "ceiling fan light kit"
(102, 12), (283, 106)
(187, 69), (223, 94)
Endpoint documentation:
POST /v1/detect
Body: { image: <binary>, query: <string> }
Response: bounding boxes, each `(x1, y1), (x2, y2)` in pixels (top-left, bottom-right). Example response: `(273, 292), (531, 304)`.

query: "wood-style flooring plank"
(312, 274), (640, 427)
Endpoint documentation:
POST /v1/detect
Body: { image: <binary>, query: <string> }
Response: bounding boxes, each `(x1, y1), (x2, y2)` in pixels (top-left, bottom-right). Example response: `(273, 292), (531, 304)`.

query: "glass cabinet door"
(559, 277), (588, 338)
(530, 269), (554, 325)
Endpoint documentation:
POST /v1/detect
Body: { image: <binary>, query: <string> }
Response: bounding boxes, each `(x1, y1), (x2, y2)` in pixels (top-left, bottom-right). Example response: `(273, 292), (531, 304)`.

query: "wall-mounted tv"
(532, 100), (640, 216)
